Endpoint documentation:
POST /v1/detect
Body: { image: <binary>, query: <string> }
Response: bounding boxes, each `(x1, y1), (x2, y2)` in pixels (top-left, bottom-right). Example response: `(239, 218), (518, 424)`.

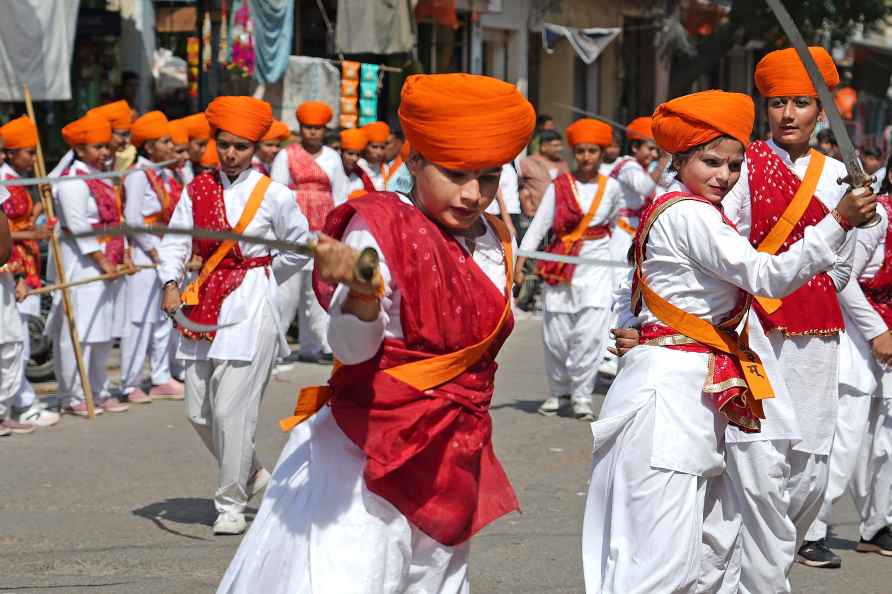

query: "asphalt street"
(1, 319), (889, 593)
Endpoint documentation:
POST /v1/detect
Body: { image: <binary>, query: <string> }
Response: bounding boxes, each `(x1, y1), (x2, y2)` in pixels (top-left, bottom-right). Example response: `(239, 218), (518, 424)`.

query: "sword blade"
(172, 308), (239, 333)
(552, 103), (629, 132)
(764, 0), (868, 187)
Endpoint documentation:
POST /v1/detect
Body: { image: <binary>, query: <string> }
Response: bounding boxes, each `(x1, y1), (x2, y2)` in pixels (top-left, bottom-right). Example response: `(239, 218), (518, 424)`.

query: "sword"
(72, 225), (381, 333)
(765, 0), (878, 225)
(552, 103), (628, 132)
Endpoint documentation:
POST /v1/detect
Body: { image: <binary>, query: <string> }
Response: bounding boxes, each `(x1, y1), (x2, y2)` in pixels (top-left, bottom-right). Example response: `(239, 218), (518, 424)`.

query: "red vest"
(860, 196), (892, 328)
(1, 175), (41, 287)
(313, 192), (518, 546)
(746, 140), (844, 336)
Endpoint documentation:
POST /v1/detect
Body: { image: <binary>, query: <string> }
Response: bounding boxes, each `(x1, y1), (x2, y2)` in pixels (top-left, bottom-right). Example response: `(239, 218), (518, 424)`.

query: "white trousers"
(582, 402), (709, 594)
(14, 317), (36, 409)
(120, 319), (173, 393)
(218, 407), (470, 594)
(0, 341), (24, 420)
(276, 268), (331, 358)
(184, 314), (277, 514)
(701, 440), (829, 594)
(851, 398), (892, 541)
(543, 307), (610, 403)
(53, 331), (111, 407)
(805, 387), (873, 541)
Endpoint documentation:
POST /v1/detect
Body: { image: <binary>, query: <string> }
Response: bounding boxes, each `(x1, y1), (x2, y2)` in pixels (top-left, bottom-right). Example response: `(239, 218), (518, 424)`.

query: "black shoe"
(796, 539), (842, 568)
(856, 526), (892, 556)
(297, 352), (334, 365)
(281, 350), (302, 364)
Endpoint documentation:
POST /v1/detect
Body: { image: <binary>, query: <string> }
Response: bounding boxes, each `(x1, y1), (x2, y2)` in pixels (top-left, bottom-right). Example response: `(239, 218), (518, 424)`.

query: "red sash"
(312, 192), (518, 546)
(252, 160), (271, 177)
(1, 175), (41, 287)
(632, 192), (765, 432)
(67, 172), (126, 266)
(180, 172), (271, 341)
(346, 166), (377, 201)
(747, 140), (844, 335)
(286, 144), (334, 231)
(860, 196), (892, 327)
(538, 173), (610, 285)
(165, 173), (183, 223)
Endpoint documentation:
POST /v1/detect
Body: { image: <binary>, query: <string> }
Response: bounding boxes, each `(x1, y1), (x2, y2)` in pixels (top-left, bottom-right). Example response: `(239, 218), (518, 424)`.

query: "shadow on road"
(132, 498), (258, 541)
(491, 399), (543, 414)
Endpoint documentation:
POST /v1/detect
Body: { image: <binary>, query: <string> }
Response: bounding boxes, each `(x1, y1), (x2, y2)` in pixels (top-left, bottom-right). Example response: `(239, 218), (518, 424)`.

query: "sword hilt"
(355, 247), (380, 283)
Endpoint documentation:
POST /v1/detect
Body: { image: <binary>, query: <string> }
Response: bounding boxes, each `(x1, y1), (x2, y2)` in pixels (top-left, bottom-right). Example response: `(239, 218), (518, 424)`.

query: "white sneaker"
(248, 468), (271, 500)
(572, 400), (596, 421)
(598, 357), (619, 378)
(538, 396), (568, 416)
(13, 404), (61, 428)
(213, 511), (247, 535)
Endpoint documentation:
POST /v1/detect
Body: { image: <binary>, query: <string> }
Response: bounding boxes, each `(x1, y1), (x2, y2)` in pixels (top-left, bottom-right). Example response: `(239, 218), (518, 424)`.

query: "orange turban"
(181, 113), (211, 140)
(362, 121), (390, 144)
(340, 128), (368, 152)
(131, 111), (171, 147)
(200, 140), (219, 167)
(626, 117), (654, 141)
(205, 96), (272, 142)
(400, 139), (411, 162)
(61, 114), (112, 146)
(168, 120), (190, 145)
(754, 47), (839, 98)
(652, 90), (754, 154)
(261, 120), (290, 142)
(566, 119), (612, 147)
(296, 101), (333, 126)
(1, 116), (38, 149)
(87, 100), (133, 131)
(398, 73), (535, 171)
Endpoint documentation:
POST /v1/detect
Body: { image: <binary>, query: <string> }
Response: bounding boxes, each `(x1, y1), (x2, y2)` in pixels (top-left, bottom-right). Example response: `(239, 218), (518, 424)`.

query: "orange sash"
(142, 169), (171, 226)
(181, 175), (271, 306)
(753, 149), (825, 314)
(279, 214), (514, 432)
(560, 173), (607, 248)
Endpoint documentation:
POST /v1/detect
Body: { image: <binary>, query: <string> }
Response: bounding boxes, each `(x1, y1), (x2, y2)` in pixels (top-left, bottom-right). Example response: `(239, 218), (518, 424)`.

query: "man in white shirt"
(270, 101), (347, 364)
(160, 96), (312, 535)
(0, 179), (26, 436)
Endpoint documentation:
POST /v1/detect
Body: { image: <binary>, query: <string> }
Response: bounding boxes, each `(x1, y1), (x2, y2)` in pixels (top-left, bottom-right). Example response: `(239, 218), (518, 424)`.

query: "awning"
(541, 24), (621, 65)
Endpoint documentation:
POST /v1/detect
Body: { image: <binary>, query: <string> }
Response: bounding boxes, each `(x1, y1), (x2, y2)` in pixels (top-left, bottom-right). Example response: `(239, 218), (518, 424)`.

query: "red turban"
(1, 116), (38, 149)
(566, 119), (612, 147)
(131, 111), (171, 147)
(398, 73), (535, 171)
(168, 119), (190, 145)
(181, 113), (211, 140)
(754, 47), (839, 98)
(261, 120), (291, 142)
(296, 101), (333, 126)
(62, 114), (112, 147)
(651, 90), (754, 154)
(626, 117), (654, 141)
(200, 140), (219, 167)
(362, 121), (391, 143)
(87, 100), (133, 131)
(205, 96), (273, 142)
(340, 128), (369, 151)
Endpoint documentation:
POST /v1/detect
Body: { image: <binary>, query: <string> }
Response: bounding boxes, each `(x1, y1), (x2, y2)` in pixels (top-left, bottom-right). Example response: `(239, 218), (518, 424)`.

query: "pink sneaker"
(127, 388), (153, 404)
(64, 402), (104, 417)
(101, 397), (129, 413)
(149, 379), (185, 400)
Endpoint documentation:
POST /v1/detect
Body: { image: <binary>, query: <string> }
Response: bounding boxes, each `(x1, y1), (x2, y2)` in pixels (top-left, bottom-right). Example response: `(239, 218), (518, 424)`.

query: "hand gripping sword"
(72, 225), (381, 333)
(764, 0), (879, 226)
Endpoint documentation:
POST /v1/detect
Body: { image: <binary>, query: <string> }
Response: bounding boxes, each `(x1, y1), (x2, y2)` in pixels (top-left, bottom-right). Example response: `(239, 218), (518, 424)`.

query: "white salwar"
(805, 204), (892, 543)
(1, 191), (25, 420)
(708, 140), (855, 593)
(271, 145), (348, 358)
(46, 160), (119, 407)
(159, 168), (309, 515)
(583, 187), (848, 594)
(519, 176), (622, 404)
(121, 156), (174, 394)
(218, 194), (511, 593)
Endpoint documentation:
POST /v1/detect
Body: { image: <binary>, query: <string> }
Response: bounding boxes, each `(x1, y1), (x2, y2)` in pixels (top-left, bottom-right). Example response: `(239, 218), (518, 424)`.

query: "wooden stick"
(23, 83), (97, 419)
(27, 269), (136, 296)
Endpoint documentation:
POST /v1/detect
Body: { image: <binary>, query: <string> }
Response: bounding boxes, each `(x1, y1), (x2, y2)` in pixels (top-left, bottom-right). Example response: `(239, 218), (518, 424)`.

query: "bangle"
(347, 290), (380, 303)
(163, 280), (178, 290)
(831, 208), (853, 231)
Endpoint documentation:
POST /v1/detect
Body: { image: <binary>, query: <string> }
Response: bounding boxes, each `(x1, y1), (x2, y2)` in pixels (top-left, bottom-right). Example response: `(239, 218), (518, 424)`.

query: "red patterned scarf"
(860, 196), (892, 327)
(1, 174), (41, 287)
(286, 143), (334, 231)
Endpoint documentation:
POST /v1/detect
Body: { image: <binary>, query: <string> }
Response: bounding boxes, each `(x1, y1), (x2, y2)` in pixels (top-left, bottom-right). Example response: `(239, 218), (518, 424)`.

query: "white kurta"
(520, 175), (621, 403)
(158, 168), (310, 362)
(583, 189), (847, 594)
(219, 199), (509, 593)
(607, 157), (656, 273)
(357, 157), (386, 192)
(1, 191), (25, 419)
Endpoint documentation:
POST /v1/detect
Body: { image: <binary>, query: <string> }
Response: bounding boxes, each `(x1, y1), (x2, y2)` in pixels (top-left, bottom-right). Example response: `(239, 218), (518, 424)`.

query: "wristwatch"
(163, 280), (178, 290)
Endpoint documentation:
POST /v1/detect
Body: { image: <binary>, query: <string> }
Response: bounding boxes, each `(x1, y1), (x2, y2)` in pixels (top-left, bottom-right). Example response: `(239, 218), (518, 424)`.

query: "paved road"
(1, 319), (889, 593)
